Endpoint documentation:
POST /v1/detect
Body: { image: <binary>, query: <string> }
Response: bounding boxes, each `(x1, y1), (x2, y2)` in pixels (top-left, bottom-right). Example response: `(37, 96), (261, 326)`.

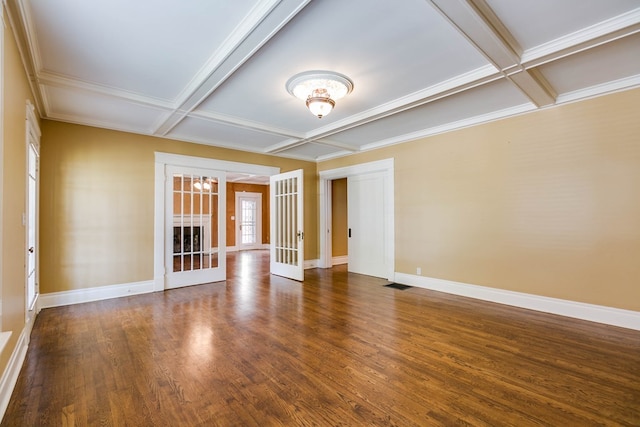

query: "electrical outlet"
(416, 267), (421, 275)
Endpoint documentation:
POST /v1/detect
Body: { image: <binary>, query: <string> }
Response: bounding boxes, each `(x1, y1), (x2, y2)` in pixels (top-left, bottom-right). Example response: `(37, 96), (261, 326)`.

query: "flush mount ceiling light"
(286, 71), (354, 118)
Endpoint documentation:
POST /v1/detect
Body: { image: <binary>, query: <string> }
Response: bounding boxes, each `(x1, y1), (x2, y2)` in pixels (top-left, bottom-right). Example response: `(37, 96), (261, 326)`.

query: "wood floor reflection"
(2, 250), (639, 426)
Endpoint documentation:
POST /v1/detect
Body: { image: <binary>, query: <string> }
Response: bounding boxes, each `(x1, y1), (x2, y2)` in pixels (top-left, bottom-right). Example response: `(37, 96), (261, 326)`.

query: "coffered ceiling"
(6, 0), (640, 161)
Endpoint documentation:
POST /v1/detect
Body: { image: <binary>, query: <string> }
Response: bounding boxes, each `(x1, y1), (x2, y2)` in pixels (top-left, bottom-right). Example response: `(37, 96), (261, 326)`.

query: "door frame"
(154, 153), (279, 292)
(318, 158), (394, 279)
(235, 191), (263, 251)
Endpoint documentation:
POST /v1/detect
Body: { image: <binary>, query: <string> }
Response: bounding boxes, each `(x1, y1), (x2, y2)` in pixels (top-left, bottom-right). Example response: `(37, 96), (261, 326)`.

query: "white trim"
(154, 152), (280, 176)
(304, 259), (318, 270)
(359, 104), (536, 153)
(332, 255), (348, 265)
(394, 273), (640, 331)
(319, 159), (395, 280)
(521, 9), (640, 67)
(0, 332), (11, 357)
(38, 280), (155, 309)
(226, 244), (269, 253)
(0, 327), (29, 420)
(555, 75), (640, 105)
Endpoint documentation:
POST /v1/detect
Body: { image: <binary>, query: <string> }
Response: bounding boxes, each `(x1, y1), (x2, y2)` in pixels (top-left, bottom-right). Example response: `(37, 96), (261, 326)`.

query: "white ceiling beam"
(152, 0), (311, 137)
(429, 0), (555, 107)
(429, 0), (520, 70)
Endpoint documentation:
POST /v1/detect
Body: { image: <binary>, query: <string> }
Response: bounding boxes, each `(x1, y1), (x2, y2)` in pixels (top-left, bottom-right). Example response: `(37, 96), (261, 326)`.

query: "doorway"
(318, 159), (394, 280)
(154, 153), (279, 291)
(235, 192), (263, 251)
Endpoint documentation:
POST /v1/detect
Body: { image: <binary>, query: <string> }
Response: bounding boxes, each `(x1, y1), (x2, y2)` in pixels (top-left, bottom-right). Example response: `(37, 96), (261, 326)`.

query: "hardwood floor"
(3, 250), (639, 426)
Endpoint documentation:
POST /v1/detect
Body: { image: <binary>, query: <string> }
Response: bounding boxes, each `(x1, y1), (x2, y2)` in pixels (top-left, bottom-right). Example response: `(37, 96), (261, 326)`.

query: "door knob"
(28, 247), (35, 253)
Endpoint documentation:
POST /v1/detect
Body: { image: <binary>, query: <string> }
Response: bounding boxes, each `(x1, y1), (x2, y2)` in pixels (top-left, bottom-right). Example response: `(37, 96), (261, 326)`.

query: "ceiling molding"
(522, 9), (640, 67)
(3, 0), (45, 115)
(37, 71), (176, 109)
(555, 74), (640, 104)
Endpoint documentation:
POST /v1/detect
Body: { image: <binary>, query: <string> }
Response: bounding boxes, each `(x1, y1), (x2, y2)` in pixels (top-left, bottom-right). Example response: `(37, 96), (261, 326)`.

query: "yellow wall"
(1, 8), (38, 370)
(39, 121), (317, 293)
(320, 88), (640, 312)
(331, 178), (348, 257)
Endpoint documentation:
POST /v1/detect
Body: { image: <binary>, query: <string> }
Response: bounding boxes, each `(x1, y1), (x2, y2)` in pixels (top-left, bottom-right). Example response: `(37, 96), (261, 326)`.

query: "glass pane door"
(166, 166), (225, 288)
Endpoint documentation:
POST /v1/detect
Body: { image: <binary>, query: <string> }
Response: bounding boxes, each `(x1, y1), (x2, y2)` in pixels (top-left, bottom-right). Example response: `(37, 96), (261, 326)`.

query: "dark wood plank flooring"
(2, 250), (639, 426)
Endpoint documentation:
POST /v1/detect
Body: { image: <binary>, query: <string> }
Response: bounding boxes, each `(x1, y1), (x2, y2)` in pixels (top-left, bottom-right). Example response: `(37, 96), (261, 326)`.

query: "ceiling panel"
(278, 142), (348, 160)
(30, 0), (261, 100)
(43, 85), (168, 132)
(168, 116), (288, 151)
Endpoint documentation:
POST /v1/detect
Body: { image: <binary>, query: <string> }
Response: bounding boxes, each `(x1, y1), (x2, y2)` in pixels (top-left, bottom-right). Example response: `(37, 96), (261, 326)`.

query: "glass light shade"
(306, 96), (335, 118)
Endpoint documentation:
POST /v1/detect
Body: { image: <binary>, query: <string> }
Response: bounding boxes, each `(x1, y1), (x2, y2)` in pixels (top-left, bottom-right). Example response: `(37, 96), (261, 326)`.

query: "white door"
(166, 165), (225, 288)
(270, 169), (304, 281)
(25, 102), (40, 324)
(348, 172), (387, 278)
(236, 192), (262, 251)
(26, 131), (39, 317)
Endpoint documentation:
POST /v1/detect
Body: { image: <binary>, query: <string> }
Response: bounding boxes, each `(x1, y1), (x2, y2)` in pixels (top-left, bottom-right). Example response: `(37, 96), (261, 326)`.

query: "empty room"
(1, 1), (639, 425)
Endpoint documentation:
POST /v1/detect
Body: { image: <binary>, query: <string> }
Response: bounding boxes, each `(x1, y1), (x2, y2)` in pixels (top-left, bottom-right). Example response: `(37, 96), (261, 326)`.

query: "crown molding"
(522, 8), (640, 67)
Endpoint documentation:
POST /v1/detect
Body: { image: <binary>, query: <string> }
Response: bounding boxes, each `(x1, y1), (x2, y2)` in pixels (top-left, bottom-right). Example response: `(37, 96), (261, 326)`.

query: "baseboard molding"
(394, 273), (640, 331)
(39, 280), (155, 309)
(332, 255), (348, 265)
(304, 259), (319, 270)
(227, 244), (269, 253)
(0, 326), (29, 420)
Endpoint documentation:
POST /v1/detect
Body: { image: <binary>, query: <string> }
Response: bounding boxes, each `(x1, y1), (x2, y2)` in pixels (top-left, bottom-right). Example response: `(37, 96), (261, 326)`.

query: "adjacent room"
(1, 0), (639, 425)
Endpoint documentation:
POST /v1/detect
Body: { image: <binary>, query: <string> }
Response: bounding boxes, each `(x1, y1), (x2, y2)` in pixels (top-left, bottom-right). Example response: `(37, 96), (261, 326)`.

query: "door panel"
(270, 169), (304, 281)
(348, 172), (387, 278)
(166, 166), (225, 288)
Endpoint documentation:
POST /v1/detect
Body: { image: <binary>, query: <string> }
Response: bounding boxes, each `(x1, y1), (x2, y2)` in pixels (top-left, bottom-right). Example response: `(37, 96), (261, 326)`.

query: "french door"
(270, 169), (304, 281)
(165, 165), (225, 288)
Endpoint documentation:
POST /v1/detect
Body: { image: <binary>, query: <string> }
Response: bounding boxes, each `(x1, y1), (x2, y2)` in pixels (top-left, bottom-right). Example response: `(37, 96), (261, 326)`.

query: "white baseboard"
(38, 280), (155, 309)
(394, 273), (640, 331)
(0, 326), (29, 420)
(227, 244), (269, 253)
(304, 259), (319, 270)
(332, 255), (348, 265)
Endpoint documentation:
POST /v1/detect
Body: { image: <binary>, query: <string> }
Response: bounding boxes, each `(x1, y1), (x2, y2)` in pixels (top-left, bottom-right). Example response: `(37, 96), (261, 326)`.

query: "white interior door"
(25, 102), (41, 322)
(165, 165), (225, 288)
(26, 135), (39, 315)
(270, 169), (304, 281)
(236, 192), (262, 251)
(348, 172), (387, 278)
